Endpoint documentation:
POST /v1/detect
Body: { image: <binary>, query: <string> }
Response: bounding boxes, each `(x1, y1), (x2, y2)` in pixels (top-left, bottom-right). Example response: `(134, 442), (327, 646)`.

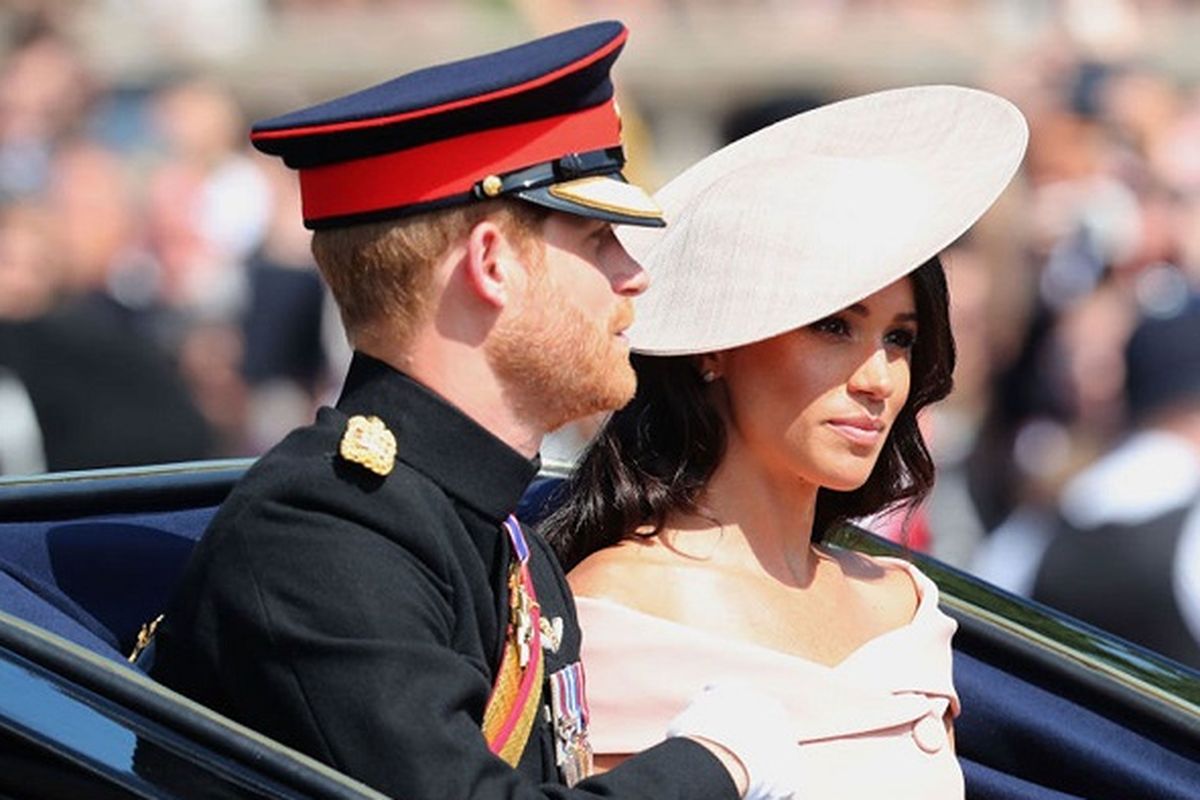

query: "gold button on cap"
(481, 174), (503, 197)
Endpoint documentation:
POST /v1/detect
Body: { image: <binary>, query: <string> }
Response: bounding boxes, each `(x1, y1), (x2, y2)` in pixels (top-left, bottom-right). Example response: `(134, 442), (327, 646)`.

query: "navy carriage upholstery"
(0, 505), (212, 660)
(1, 463), (1197, 799)
(0, 463), (237, 661)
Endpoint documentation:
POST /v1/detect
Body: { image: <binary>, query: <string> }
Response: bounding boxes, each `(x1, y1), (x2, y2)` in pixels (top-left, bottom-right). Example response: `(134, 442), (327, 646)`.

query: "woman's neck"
(662, 437), (821, 587)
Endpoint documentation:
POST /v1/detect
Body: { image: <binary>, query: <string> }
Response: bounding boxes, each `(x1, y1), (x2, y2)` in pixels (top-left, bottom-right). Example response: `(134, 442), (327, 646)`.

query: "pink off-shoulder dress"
(576, 557), (963, 799)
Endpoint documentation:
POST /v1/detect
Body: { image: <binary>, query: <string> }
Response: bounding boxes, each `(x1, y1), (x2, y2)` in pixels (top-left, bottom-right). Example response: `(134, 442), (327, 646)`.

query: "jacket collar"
(336, 352), (539, 522)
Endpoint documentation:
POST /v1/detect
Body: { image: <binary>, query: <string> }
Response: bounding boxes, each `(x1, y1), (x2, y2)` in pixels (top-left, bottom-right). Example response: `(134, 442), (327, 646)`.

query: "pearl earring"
(701, 370), (717, 384)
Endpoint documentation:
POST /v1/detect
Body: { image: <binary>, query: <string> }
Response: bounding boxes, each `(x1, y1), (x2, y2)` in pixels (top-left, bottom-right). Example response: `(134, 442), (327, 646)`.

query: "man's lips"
(611, 301), (634, 335)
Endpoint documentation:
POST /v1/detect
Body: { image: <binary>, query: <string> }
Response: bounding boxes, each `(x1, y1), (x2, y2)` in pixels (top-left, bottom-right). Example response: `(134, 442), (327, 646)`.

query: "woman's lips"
(826, 418), (884, 446)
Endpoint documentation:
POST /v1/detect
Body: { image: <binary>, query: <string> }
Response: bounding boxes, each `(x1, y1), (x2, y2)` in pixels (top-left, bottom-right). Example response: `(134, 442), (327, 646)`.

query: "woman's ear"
(464, 219), (520, 309)
(695, 352), (725, 384)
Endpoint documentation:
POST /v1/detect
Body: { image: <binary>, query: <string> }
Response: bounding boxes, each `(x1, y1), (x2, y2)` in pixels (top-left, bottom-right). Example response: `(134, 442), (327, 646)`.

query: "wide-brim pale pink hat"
(619, 85), (1028, 356)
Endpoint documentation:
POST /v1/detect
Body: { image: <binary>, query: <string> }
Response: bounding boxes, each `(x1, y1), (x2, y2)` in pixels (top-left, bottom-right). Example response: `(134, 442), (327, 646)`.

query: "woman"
(542, 86), (1028, 798)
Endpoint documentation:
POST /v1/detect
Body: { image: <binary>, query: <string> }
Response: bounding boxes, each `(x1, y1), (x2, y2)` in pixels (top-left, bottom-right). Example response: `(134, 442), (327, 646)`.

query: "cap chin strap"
(473, 147), (626, 199)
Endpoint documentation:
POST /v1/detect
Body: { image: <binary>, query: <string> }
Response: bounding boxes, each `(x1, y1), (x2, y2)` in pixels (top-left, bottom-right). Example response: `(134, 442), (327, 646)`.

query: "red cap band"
(298, 100), (622, 224)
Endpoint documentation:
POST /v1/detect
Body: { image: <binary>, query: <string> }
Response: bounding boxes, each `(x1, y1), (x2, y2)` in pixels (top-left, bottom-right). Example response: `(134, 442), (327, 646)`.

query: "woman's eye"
(885, 328), (917, 350)
(810, 316), (850, 337)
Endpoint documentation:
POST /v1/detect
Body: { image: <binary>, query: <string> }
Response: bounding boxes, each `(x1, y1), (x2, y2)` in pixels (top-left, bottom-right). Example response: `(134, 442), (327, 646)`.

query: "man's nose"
(609, 239), (649, 297)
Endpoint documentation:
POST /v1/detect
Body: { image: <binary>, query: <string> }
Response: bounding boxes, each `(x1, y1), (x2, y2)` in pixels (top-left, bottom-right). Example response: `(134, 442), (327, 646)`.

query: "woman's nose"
(849, 347), (894, 399)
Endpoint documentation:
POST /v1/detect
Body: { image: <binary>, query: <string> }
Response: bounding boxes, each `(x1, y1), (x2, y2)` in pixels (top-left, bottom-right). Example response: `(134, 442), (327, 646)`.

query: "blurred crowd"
(0, 7), (349, 476)
(2, 0), (1200, 666)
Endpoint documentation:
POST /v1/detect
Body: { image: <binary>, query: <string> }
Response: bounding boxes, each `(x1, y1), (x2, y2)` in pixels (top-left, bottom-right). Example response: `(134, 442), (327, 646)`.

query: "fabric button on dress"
(912, 713), (946, 753)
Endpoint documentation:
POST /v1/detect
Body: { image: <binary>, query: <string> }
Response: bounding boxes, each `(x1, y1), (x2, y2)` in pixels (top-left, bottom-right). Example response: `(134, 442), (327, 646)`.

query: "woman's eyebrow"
(843, 304), (918, 323)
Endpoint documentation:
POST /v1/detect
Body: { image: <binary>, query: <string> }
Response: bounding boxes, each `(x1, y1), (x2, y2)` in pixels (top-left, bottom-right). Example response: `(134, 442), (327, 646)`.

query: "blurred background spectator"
(3, 0), (1200, 667)
(1028, 289), (1200, 669)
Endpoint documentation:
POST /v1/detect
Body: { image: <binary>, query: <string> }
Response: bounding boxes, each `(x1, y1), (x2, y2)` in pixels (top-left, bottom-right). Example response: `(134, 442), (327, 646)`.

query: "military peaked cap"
(251, 20), (663, 230)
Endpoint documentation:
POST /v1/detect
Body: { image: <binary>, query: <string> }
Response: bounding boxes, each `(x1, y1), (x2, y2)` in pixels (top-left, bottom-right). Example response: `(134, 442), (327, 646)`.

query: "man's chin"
(597, 359), (638, 410)
(544, 361), (637, 431)
(594, 374), (640, 413)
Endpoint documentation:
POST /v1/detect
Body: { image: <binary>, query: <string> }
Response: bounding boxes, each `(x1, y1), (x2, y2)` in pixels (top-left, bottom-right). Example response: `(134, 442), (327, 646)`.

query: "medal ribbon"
(551, 663), (590, 730)
(549, 660), (594, 786)
(481, 515), (544, 766)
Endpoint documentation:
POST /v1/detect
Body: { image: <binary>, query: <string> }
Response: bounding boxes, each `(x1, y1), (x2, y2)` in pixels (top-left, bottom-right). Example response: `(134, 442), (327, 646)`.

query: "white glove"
(667, 681), (800, 800)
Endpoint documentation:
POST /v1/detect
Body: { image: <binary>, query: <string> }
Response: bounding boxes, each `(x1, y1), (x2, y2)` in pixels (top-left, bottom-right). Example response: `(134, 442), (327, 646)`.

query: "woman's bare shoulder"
(569, 540), (651, 595)
(567, 538), (681, 611)
(822, 546), (920, 625)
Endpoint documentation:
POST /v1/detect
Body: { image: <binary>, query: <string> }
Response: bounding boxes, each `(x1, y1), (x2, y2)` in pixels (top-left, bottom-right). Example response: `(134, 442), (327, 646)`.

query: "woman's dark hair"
(542, 257), (956, 570)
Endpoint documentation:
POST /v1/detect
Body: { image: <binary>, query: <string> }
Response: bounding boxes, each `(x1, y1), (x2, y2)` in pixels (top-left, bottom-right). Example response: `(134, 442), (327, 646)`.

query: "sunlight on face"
(718, 277), (917, 491)
(487, 214), (645, 431)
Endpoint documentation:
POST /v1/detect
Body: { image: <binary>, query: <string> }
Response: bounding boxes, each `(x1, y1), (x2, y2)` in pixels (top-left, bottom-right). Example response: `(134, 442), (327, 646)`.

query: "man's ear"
(464, 219), (522, 309)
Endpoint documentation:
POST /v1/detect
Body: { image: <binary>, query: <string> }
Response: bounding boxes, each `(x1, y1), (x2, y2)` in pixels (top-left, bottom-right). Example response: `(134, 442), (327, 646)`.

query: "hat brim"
(517, 174), (665, 228)
(619, 85), (1028, 355)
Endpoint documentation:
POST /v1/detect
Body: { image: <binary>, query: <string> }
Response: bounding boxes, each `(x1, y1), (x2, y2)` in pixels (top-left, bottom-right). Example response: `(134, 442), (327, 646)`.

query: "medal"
(549, 662), (593, 787)
(502, 516), (538, 669)
(482, 516), (544, 765)
(511, 567), (535, 668)
(540, 616), (563, 653)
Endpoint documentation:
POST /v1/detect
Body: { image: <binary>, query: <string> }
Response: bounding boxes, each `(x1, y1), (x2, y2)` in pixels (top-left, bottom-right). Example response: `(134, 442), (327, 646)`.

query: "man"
(1033, 287), (1200, 669)
(151, 21), (792, 800)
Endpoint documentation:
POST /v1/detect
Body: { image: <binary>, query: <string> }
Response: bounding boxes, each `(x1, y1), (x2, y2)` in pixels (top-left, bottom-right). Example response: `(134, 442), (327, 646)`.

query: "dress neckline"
(574, 555), (933, 670)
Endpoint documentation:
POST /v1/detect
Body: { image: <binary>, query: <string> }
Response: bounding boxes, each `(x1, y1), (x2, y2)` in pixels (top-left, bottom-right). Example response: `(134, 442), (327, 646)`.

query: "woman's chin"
(817, 470), (873, 494)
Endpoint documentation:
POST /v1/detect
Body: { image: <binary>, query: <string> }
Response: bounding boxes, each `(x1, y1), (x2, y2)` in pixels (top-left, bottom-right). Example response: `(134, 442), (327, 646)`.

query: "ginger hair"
(311, 199), (549, 349)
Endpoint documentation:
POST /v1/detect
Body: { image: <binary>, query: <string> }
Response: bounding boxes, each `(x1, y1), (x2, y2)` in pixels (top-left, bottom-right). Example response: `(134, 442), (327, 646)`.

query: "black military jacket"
(152, 353), (734, 800)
